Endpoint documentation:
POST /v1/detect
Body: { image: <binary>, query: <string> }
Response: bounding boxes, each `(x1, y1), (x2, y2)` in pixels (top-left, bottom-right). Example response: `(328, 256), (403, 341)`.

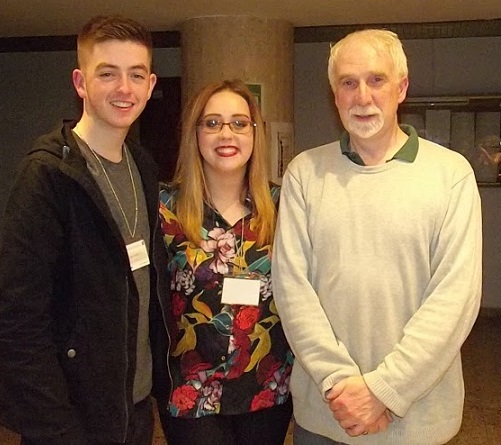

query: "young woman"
(157, 79), (293, 445)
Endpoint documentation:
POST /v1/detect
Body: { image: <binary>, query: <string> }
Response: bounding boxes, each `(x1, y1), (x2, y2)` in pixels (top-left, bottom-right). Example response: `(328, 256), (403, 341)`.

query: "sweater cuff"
(363, 371), (410, 417)
(320, 374), (341, 402)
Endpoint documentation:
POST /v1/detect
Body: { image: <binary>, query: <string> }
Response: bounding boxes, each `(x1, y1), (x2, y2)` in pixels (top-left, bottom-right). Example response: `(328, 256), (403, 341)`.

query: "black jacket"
(0, 121), (172, 444)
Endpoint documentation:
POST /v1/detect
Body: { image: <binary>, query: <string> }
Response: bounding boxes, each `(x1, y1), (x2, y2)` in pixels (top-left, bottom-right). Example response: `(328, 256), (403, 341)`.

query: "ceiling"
(2, 0), (501, 38)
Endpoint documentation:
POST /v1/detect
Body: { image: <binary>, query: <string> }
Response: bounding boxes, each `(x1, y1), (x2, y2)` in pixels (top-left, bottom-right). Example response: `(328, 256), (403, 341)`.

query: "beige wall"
(1, 37), (500, 307)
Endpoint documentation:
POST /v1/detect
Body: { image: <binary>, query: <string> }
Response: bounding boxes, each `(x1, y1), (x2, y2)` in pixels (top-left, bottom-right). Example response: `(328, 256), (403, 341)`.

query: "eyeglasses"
(197, 118), (256, 134)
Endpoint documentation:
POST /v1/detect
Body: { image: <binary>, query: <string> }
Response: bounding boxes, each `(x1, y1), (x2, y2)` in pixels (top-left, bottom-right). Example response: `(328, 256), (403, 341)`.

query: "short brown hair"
(77, 15), (153, 68)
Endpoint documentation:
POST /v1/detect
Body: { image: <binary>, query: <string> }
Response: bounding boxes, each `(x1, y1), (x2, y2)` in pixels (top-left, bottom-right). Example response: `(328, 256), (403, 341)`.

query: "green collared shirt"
(340, 124), (419, 165)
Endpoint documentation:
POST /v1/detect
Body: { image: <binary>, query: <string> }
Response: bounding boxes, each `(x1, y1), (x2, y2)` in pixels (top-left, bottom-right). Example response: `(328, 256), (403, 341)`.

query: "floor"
(1, 313), (499, 444)
(447, 312), (501, 444)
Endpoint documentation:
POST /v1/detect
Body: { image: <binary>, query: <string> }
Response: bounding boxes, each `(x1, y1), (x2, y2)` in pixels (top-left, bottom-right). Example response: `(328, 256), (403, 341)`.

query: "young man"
(272, 29), (482, 445)
(0, 16), (171, 444)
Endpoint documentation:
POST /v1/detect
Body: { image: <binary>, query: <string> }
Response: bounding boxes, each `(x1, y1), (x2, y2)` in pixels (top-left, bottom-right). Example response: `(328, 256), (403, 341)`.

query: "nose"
(355, 82), (372, 106)
(219, 122), (234, 138)
(116, 74), (132, 94)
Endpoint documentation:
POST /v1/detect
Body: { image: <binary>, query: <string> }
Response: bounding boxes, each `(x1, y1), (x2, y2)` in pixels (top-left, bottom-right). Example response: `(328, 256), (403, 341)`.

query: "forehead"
(203, 90), (250, 115)
(335, 39), (395, 78)
(80, 40), (152, 70)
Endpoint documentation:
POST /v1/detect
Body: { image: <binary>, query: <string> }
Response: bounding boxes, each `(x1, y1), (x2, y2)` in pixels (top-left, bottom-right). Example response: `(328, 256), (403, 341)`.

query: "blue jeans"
(294, 422), (347, 445)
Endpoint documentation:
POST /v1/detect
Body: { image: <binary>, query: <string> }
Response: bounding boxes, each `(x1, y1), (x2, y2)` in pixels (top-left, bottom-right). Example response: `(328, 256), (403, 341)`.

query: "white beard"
(346, 105), (384, 139)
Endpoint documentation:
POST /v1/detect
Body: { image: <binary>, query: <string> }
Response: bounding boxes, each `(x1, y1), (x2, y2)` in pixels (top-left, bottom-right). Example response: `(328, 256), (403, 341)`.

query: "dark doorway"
(140, 76), (181, 183)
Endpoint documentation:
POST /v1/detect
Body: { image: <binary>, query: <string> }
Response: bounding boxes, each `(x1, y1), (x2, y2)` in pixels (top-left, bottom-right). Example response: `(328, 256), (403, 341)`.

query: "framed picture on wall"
(246, 83), (263, 111)
(399, 96), (501, 186)
(270, 122), (294, 184)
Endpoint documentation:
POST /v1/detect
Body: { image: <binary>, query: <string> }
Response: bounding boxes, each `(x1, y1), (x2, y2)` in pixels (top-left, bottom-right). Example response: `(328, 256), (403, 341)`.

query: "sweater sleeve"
(0, 157), (85, 442)
(364, 169), (482, 417)
(272, 161), (361, 397)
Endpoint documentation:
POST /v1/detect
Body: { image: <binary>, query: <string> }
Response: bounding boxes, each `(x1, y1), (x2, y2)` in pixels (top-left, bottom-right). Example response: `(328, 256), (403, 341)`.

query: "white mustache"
(349, 106), (382, 117)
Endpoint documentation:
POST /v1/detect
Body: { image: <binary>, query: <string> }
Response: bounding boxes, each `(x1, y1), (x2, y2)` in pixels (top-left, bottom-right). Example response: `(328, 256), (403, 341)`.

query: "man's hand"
(326, 376), (392, 436)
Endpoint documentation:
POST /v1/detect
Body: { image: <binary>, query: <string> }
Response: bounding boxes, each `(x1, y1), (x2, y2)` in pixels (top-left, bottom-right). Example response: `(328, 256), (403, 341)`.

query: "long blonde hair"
(172, 79), (276, 247)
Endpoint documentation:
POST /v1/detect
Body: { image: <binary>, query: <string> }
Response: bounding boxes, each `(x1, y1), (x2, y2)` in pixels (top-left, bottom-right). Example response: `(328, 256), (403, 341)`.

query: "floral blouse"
(159, 184), (293, 418)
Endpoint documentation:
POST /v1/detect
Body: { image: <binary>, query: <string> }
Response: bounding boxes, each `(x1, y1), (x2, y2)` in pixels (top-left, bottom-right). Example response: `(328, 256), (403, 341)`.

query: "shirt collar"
(340, 124), (419, 165)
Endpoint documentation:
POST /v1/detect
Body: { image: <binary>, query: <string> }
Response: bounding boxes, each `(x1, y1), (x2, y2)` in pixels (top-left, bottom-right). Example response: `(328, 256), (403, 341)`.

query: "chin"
(109, 119), (138, 130)
(348, 121), (384, 139)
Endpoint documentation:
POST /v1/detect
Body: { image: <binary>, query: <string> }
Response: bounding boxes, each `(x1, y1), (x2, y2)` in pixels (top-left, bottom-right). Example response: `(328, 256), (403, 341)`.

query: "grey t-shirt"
(74, 132), (152, 403)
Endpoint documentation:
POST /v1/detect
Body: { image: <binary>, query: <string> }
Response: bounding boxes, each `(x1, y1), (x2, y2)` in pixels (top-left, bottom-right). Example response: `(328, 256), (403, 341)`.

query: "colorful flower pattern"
(159, 184), (293, 418)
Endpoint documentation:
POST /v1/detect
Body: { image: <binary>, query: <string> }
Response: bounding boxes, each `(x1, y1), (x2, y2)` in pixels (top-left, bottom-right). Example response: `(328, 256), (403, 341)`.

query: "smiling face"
(333, 38), (408, 143)
(197, 90), (254, 180)
(72, 39), (156, 133)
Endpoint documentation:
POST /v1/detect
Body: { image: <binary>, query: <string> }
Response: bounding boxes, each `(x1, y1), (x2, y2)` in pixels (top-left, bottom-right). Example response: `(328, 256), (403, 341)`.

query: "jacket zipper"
(121, 273), (130, 443)
(152, 205), (174, 402)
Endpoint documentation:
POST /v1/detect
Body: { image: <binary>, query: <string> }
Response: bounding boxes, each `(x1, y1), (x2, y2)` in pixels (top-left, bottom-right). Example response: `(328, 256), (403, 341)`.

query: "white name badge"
(126, 239), (150, 271)
(221, 276), (261, 306)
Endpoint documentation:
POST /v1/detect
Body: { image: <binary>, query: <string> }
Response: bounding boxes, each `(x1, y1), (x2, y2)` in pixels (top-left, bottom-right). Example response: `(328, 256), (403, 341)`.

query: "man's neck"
(350, 125), (408, 166)
(73, 119), (128, 163)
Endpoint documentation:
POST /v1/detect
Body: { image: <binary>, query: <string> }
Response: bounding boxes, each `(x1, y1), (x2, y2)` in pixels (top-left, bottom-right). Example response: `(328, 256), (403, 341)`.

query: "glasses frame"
(197, 118), (257, 135)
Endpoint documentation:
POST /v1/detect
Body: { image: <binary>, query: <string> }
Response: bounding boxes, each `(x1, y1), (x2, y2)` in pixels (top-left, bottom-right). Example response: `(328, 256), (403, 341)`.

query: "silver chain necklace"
(90, 146), (138, 238)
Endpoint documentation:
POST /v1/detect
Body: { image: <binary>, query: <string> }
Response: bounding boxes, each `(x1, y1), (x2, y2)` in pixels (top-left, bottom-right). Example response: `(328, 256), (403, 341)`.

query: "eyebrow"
(203, 113), (251, 119)
(336, 74), (352, 82)
(338, 71), (388, 79)
(95, 62), (149, 71)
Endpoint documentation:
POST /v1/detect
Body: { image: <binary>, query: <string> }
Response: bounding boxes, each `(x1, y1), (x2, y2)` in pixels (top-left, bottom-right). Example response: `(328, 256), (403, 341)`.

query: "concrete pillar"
(181, 15), (294, 179)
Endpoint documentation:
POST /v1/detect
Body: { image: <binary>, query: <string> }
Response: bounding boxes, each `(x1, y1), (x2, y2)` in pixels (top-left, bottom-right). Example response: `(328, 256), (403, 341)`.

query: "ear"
(397, 76), (409, 104)
(147, 73), (157, 100)
(72, 69), (86, 99)
(333, 89), (340, 109)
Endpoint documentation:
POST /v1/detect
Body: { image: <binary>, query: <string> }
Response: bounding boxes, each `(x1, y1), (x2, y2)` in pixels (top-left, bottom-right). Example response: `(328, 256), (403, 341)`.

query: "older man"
(272, 29), (482, 445)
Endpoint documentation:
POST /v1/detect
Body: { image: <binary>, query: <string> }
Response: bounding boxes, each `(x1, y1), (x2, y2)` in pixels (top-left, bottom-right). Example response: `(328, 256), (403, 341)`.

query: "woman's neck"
(205, 170), (249, 225)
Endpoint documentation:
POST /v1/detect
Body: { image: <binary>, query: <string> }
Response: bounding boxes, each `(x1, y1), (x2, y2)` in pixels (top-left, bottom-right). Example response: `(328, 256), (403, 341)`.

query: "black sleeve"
(0, 156), (85, 442)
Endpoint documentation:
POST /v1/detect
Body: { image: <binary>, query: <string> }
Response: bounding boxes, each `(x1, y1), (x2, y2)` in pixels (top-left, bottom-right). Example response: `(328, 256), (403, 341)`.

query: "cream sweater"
(272, 137), (482, 444)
